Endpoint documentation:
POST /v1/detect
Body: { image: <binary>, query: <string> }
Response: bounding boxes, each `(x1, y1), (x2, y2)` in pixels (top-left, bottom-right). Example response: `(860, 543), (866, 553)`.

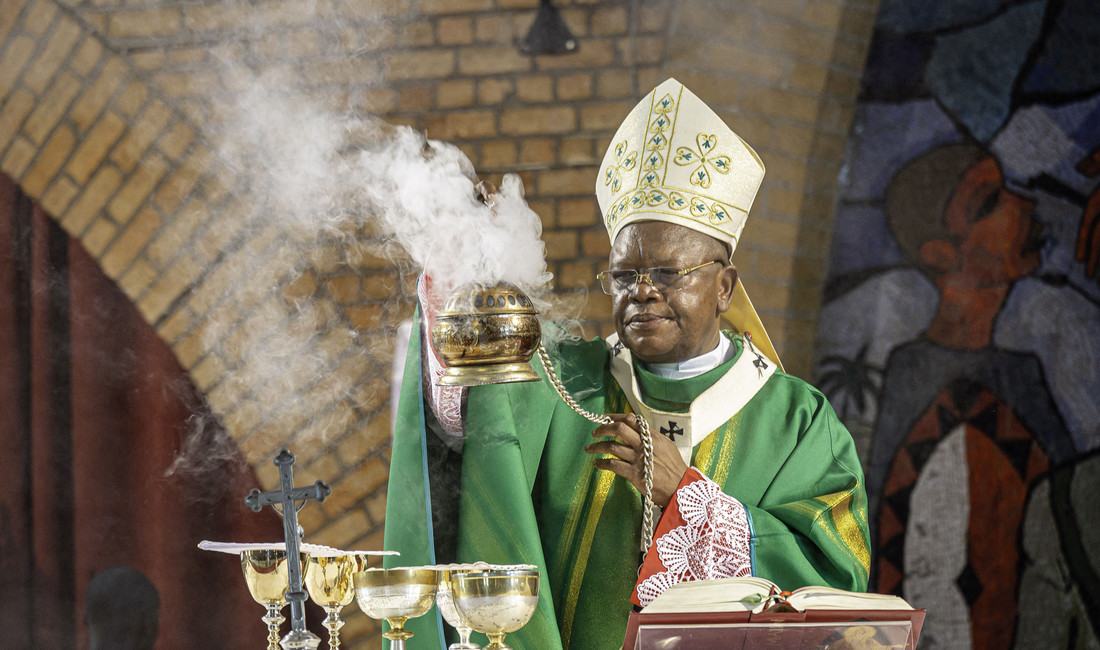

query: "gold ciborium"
(353, 567), (438, 650)
(450, 569), (540, 650)
(304, 554), (362, 650)
(241, 549), (310, 650)
(430, 283), (542, 386)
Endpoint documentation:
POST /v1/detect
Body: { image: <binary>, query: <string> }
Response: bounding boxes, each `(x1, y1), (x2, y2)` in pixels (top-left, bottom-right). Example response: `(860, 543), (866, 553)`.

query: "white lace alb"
(635, 472), (752, 606)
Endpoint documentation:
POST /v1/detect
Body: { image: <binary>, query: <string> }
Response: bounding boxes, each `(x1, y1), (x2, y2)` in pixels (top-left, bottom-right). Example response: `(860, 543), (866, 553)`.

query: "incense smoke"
(215, 75), (554, 303)
(349, 123), (555, 302)
(167, 68), (573, 498)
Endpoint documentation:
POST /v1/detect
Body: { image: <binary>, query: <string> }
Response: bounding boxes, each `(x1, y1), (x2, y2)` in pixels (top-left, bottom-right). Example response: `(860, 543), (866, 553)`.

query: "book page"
(786, 586), (913, 611)
(641, 576), (778, 613)
(643, 578), (916, 614)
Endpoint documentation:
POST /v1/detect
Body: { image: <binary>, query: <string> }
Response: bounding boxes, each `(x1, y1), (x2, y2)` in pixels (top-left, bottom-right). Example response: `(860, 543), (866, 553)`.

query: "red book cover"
(623, 607), (925, 649)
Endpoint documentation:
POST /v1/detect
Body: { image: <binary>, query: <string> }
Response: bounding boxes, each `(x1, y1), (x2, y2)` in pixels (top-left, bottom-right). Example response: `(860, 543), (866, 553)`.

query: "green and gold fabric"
(384, 312), (870, 649)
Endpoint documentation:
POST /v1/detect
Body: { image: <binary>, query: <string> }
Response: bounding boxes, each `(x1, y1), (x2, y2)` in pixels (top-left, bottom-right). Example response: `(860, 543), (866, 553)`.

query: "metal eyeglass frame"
(596, 260), (721, 295)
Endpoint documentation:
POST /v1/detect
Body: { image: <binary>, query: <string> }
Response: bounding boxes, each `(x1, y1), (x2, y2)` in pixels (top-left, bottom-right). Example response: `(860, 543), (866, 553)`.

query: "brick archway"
(1, 0), (881, 642)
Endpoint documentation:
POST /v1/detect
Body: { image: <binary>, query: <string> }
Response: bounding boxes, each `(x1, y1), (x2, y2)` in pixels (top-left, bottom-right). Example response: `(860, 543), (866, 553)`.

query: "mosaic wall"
(815, 0), (1100, 646)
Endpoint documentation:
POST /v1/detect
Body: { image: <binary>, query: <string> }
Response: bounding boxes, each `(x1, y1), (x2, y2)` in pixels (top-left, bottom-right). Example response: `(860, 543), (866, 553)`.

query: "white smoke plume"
(166, 69), (573, 491)
(215, 74), (555, 305)
(349, 125), (555, 301)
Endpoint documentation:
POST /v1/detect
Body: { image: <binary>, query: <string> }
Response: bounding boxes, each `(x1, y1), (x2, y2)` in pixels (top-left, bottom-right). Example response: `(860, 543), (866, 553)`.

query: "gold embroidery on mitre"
(595, 79), (764, 249)
(639, 93), (676, 190)
(688, 196), (734, 225)
(674, 133), (733, 189)
(603, 140), (637, 194)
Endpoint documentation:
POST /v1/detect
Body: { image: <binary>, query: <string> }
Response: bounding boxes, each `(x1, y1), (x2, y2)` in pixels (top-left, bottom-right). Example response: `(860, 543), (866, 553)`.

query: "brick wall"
(664, 0), (879, 372)
(0, 0), (879, 645)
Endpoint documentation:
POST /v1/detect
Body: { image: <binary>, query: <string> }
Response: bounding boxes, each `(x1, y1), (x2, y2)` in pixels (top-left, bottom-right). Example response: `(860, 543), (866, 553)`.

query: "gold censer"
(430, 283), (542, 386)
(429, 281), (659, 550)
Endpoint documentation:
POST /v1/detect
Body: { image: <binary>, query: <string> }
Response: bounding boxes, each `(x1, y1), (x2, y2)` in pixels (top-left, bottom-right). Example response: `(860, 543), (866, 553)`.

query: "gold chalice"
(241, 549), (310, 650)
(353, 567), (438, 650)
(450, 569), (540, 650)
(437, 570), (481, 649)
(305, 554), (362, 650)
(430, 283), (542, 386)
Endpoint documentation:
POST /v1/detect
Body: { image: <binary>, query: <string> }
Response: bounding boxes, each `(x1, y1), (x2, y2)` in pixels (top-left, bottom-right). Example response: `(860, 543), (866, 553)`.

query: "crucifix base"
(279, 629), (322, 649)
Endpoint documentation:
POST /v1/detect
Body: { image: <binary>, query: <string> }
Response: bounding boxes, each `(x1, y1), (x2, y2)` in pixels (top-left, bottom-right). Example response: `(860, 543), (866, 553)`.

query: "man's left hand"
(586, 413), (688, 507)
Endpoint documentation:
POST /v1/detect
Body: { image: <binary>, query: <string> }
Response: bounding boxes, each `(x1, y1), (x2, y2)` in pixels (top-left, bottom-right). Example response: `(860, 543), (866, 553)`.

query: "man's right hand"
(585, 413), (688, 508)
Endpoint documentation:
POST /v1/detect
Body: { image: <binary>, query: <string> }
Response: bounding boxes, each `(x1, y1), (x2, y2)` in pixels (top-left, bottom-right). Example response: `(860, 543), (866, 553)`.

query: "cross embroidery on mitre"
(674, 132), (733, 189)
(603, 140), (638, 194)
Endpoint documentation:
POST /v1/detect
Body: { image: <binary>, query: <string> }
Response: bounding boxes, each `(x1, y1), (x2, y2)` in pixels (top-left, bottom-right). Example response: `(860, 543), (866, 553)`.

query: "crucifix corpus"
(245, 448), (332, 649)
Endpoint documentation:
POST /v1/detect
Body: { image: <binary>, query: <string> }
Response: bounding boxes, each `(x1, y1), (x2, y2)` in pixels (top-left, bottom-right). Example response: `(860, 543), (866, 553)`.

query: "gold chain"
(536, 345), (655, 552)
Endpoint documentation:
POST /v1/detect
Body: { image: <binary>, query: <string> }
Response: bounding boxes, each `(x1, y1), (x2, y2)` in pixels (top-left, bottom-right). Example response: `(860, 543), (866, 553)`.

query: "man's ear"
(717, 264), (738, 313)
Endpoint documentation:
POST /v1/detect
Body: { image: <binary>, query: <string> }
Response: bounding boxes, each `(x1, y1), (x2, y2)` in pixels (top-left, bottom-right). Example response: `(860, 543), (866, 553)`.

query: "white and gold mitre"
(595, 78), (783, 370)
(595, 78), (765, 255)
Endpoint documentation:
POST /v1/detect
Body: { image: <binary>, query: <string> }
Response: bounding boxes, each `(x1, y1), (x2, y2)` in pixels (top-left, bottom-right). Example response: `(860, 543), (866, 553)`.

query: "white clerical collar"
(607, 332), (776, 463)
(641, 335), (734, 380)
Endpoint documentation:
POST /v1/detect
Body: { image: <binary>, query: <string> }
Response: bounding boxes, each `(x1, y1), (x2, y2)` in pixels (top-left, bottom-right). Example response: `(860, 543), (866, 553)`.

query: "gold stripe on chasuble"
(557, 388), (631, 648)
(554, 435), (603, 576)
(692, 413), (741, 486)
(776, 499), (833, 526)
(693, 430), (718, 473)
(560, 470), (616, 648)
(554, 385), (627, 569)
(814, 488), (871, 573)
(465, 471), (531, 563)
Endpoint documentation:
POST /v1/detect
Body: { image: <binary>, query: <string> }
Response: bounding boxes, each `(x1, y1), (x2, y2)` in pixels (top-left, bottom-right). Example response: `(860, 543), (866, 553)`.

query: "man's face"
(609, 221), (737, 364)
(944, 157), (1042, 283)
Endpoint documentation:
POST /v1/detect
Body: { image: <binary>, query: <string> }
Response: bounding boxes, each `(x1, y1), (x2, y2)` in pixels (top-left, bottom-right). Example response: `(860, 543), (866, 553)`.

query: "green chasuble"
(384, 312), (870, 649)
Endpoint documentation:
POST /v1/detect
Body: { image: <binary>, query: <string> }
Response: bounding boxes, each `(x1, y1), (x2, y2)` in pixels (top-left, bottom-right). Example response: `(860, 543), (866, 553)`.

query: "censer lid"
(439, 282), (538, 317)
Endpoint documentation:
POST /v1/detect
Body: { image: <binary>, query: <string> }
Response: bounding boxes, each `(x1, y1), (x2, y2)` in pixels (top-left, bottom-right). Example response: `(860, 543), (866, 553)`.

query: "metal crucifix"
(245, 449), (331, 649)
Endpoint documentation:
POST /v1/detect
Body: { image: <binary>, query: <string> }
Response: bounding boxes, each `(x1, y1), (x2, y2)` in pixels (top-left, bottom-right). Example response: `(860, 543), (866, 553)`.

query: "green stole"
(384, 319), (870, 649)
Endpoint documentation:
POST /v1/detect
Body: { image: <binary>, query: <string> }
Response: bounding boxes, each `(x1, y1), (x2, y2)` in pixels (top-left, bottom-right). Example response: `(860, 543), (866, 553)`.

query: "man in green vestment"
(383, 78), (870, 649)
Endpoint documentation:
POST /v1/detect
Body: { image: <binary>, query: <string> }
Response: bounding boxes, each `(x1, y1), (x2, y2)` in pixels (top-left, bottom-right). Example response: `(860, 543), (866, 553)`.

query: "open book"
(625, 578), (924, 650)
(642, 576), (914, 614)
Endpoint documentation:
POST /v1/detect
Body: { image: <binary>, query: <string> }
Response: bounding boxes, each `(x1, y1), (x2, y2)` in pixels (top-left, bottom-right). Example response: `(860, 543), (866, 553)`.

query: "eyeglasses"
(596, 260), (721, 295)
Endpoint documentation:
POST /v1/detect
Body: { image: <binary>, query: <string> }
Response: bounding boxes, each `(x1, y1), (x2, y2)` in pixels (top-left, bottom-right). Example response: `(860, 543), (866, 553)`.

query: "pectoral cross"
(744, 331), (769, 377)
(660, 420), (684, 441)
(245, 449), (331, 648)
